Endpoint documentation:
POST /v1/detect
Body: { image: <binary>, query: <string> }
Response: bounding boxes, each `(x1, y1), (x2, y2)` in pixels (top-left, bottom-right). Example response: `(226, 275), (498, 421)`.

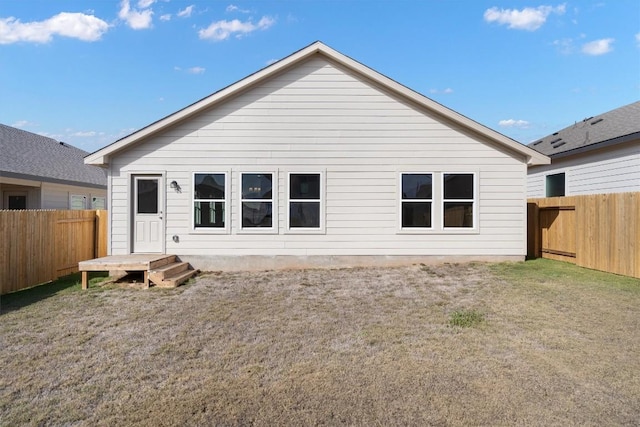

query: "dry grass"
(1, 259), (639, 426)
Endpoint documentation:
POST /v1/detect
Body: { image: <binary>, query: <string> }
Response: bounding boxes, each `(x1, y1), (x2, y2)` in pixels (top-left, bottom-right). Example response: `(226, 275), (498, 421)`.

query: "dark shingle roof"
(0, 124), (107, 188)
(528, 101), (640, 158)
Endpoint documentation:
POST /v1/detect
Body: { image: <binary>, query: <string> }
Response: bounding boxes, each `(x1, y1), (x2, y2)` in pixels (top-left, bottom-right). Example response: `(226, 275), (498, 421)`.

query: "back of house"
(86, 42), (548, 270)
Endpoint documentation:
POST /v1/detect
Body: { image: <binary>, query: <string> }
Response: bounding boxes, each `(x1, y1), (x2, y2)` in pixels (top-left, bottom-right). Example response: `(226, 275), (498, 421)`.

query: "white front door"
(132, 175), (163, 253)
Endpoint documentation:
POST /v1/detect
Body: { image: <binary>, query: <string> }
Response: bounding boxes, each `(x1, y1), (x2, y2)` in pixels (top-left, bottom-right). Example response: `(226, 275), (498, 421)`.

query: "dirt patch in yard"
(1, 260), (639, 425)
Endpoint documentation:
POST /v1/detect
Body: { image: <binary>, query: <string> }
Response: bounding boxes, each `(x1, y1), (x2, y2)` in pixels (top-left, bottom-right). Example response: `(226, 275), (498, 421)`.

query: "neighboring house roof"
(0, 124), (107, 188)
(528, 101), (640, 160)
(86, 41), (549, 167)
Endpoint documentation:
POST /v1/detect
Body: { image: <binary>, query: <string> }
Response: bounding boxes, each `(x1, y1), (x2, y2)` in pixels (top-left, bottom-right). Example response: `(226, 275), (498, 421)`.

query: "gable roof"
(0, 124), (107, 189)
(528, 101), (640, 159)
(85, 41), (549, 167)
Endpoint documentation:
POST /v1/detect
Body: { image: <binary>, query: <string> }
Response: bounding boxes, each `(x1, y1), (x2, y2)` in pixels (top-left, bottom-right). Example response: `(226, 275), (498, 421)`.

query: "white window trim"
(191, 171), (230, 234)
(441, 172), (478, 232)
(237, 171), (278, 234)
(285, 170), (326, 234)
(397, 172), (434, 233)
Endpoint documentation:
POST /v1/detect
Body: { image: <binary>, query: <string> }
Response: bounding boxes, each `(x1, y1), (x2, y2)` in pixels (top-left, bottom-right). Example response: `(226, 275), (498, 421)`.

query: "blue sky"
(1, 0), (638, 153)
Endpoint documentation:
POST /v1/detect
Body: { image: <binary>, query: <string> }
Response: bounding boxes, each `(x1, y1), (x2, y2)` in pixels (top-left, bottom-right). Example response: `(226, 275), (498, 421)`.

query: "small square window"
(546, 173), (565, 197)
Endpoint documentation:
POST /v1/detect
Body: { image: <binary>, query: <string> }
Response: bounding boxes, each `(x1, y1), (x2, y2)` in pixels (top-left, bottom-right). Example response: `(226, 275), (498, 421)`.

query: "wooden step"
(148, 255), (177, 270)
(153, 268), (198, 288)
(149, 261), (189, 283)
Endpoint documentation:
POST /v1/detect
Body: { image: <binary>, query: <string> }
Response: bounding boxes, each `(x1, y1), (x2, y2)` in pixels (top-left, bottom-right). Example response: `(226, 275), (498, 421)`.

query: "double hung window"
(241, 173), (274, 229)
(194, 173), (226, 228)
(443, 173), (474, 228)
(401, 174), (433, 228)
(288, 173), (322, 229)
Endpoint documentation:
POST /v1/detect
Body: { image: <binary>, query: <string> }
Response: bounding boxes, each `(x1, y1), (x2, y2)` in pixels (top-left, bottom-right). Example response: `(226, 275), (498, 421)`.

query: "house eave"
(0, 170), (107, 190)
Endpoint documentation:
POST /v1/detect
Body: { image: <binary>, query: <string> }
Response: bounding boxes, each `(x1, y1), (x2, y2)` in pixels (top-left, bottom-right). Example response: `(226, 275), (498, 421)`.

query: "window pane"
(444, 202), (473, 227)
(137, 179), (158, 214)
(402, 174), (432, 199)
(8, 195), (26, 210)
(546, 173), (565, 197)
(242, 174), (273, 200)
(402, 202), (432, 227)
(194, 201), (225, 227)
(290, 174), (320, 199)
(290, 202), (320, 228)
(242, 202), (273, 227)
(444, 174), (473, 199)
(195, 174), (225, 199)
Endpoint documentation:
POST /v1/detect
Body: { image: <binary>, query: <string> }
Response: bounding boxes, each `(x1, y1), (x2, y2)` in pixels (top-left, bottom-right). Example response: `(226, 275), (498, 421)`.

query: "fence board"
(529, 193), (640, 278)
(0, 210), (107, 295)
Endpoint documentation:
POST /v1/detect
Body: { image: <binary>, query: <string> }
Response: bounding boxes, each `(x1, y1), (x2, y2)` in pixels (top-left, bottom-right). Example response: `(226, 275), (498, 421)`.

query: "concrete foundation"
(180, 254), (525, 272)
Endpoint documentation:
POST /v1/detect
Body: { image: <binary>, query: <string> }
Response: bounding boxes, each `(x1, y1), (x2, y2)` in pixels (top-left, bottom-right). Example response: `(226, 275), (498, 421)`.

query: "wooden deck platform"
(78, 254), (196, 289)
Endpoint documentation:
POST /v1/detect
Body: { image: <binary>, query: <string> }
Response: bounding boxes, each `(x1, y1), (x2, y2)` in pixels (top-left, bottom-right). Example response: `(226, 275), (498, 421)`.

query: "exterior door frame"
(130, 173), (165, 254)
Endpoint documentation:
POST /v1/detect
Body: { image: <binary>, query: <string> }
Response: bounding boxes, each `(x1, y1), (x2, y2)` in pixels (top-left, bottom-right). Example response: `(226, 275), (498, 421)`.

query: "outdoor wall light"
(170, 180), (181, 193)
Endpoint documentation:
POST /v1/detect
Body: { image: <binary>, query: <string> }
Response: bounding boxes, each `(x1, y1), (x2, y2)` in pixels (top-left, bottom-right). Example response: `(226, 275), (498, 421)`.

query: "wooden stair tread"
(153, 269), (197, 288)
(150, 261), (189, 276)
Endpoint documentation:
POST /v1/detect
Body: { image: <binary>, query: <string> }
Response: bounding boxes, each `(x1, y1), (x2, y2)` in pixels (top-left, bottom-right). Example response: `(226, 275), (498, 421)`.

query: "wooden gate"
(528, 193), (640, 278)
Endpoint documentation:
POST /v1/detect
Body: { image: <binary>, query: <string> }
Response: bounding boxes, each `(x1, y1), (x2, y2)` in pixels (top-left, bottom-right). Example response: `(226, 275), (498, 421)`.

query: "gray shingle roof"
(528, 101), (640, 158)
(0, 124), (107, 188)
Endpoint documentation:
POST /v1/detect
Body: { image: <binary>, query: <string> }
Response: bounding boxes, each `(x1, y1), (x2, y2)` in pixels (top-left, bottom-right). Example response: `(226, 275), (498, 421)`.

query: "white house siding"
(108, 57), (529, 261)
(39, 182), (107, 210)
(527, 141), (640, 198)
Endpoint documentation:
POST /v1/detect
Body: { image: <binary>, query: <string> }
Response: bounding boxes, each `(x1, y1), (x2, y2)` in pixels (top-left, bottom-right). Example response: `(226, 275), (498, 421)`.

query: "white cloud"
(12, 120), (30, 128)
(72, 131), (97, 137)
(118, 0), (153, 30)
(499, 119), (530, 129)
(199, 16), (275, 41)
(160, 14), (171, 21)
(552, 37), (574, 54)
(0, 12), (109, 44)
(581, 38), (614, 55)
(187, 66), (205, 74)
(226, 5), (251, 14)
(635, 32), (640, 47)
(429, 88), (454, 94)
(138, 0), (155, 8)
(178, 5), (194, 18)
(484, 4), (566, 31)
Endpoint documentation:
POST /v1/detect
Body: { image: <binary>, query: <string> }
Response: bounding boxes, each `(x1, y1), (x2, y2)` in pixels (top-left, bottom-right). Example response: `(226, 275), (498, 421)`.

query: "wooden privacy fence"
(528, 192), (640, 278)
(0, 210), (107, 295)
